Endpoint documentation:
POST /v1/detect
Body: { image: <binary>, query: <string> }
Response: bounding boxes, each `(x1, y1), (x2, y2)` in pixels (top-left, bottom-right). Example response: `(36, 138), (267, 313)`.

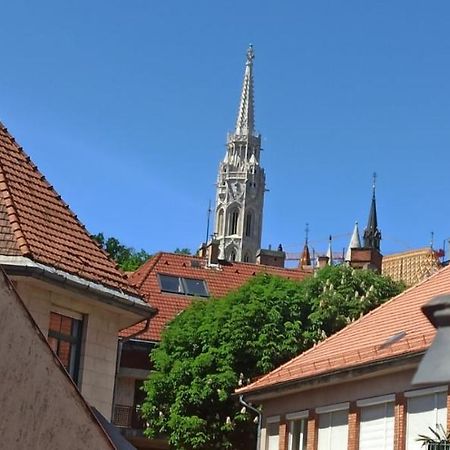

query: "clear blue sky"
(1, 0), (450, 260)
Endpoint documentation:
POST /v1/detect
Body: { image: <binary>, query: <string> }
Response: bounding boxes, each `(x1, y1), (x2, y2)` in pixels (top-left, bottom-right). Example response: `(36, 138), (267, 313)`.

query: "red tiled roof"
(0, 122), (139, 297)
(121, 252), (311, 341)
(237, 263), (450, 396)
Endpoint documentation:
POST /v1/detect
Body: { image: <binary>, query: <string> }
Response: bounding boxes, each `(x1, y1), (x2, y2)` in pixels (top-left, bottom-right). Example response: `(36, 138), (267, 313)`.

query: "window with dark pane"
(158, 274), (183, 294)
(183, 278), (209, 297)
(48, 312), (82, 384)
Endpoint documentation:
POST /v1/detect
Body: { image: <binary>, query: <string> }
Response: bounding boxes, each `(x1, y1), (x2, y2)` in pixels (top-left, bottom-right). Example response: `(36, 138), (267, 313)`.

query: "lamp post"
(413, 294), (450, 385)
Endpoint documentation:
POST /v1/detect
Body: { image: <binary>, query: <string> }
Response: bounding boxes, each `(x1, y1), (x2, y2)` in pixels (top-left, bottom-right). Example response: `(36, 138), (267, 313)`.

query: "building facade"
(214, 45), (266, 263)
(238, 261), (450, 450)
(0, 122), (154, 421)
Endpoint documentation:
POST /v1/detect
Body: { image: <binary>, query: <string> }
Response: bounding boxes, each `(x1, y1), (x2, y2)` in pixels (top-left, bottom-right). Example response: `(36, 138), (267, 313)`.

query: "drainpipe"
(239, 395), (262, 450)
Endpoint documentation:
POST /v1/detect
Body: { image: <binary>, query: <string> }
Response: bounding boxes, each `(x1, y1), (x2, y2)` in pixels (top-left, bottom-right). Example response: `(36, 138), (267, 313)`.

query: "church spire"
(345, 221), (361, 262)
(299, 223), (311, 268)
(235, 45), (255, 136)
(363, 173), (381, 251)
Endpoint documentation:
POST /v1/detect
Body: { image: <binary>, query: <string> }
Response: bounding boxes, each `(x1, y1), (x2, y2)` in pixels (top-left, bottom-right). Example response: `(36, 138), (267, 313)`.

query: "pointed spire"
(235, 45), (255, 136)
(299, 223), (311, 267)
(363, 172), (381, 250)
(326, 235), (333, 266)
(345, 222), (361, 262)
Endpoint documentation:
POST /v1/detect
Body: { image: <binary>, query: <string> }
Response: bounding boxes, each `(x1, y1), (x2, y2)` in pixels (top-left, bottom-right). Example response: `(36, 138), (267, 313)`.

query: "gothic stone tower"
(214, 46), (266, 263)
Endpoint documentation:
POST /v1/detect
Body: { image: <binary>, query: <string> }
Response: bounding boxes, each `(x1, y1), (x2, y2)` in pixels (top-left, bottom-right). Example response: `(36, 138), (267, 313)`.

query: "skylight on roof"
(158, 274), (209, 298)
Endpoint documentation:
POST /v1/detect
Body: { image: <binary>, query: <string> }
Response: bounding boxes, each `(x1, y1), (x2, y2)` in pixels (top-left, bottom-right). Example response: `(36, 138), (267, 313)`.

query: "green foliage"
(141, 265), (404, 450)
(92, 232), (151, 271)
(174, 248), (192, 255)
(417, 424), (450, 447)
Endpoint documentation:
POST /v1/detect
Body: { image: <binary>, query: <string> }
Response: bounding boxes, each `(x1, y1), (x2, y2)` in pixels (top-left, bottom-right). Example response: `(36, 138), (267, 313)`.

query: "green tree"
(141, 266), (404, 450)
(92, 232), (151, 271)
(174, 248), (192, 255)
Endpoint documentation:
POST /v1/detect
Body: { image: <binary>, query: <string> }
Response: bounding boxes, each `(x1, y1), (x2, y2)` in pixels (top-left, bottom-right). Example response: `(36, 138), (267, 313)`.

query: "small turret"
(345, 222), (361, 262)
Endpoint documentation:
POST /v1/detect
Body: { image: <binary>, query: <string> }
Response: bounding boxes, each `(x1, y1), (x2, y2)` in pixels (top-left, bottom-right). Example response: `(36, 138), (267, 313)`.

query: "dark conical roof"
(363, 180), (381, 251)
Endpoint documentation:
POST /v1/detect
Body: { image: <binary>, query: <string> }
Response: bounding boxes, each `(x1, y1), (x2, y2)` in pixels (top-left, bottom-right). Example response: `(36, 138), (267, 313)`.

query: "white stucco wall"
(15, 277), (139, 420)
(0, 273), (116, 450)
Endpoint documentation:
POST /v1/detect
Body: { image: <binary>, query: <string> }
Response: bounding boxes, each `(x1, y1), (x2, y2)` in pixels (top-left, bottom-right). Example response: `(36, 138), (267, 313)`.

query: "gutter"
(0, 255), (156, 316)
(240, 351), (425, 402)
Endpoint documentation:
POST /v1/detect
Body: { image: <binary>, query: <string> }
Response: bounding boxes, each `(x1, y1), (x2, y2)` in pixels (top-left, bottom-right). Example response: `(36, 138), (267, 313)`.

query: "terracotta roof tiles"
(0, 122), (139, 297)
(121, 252), (310, 341)
(238, 262), (450, 395)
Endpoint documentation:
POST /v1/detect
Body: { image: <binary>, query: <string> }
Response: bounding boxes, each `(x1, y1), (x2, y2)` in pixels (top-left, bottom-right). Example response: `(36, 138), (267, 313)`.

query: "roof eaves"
(239, 350), (425, 401)
(0, 255), (155, 317)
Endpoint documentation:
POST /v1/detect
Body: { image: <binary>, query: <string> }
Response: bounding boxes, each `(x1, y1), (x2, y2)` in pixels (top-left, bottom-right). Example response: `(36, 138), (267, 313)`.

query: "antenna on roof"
(205, 200), (212, 244)
(430, 231), (434, 250)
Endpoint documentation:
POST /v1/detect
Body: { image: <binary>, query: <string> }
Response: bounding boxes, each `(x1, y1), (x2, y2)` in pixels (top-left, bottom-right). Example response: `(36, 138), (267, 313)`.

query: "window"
(406, 387), (447, 450)
(245, 213), (252, 237)
(317, 403), (349, 450)
(158, 274), (209, 297)
(265, 417), (280, 450)
(217, 209), (224, 236)
(229, 209), (239, 235)
(358, 395), (395, 450)
(287, 411), (308, 450)
(48, 312), (82, 384)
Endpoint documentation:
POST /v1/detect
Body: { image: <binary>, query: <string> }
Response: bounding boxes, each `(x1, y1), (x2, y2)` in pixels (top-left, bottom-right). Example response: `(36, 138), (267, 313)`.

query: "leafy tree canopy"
(92, 232), (151, 272)
(141, 265), (404, 450)
(174, 248), (192, 255)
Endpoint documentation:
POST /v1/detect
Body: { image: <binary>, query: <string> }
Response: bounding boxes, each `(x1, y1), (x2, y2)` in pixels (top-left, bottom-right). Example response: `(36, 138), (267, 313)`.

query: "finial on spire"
(305, 222), (309, 245)
(246, 44), (255, 65)
(235, 45), (256, 136)
(372, 172), (377, 197)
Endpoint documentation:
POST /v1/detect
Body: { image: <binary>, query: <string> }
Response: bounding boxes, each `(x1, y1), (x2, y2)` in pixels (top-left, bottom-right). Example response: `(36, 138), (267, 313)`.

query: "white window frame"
(287, 410), (308, 450)
(405, 385), (448, 450)
(316, 403), (349, 450)
(357, 393), (395, 407)
(265, 415), (280, 450)
(358, 394), (395, 450)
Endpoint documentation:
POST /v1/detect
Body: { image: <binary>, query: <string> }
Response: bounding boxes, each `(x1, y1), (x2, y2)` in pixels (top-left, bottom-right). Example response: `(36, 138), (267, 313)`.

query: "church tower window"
(245, 213), (252, 237)
(217, 209), (224, 236)
(229, 209), (239, 235)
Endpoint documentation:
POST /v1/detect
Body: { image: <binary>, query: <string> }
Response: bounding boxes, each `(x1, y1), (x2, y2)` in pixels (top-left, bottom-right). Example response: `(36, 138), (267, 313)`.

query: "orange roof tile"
(237, 263), (450, 396)
(121, 252), (311, 341)
(0, 122), (139, 298)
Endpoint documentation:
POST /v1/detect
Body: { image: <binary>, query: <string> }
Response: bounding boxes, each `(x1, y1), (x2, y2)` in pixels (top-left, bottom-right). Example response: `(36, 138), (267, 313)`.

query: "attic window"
(379, 331), (406, 349)
(158, 274), (209, 298)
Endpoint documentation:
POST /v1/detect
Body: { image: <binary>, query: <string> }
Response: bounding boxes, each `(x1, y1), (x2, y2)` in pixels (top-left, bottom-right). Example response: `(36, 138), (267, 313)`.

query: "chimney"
(197, 240), (220, 265)
(317, 255), (329, 269)
(350, 248), (383, 273)
(256, 247), (286, 268)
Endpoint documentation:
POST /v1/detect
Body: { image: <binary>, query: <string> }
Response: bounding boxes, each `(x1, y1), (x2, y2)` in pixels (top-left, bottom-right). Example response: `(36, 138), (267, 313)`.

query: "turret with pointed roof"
(363, 174), (382, 251)
(213, 45), (266, 263)
(345, 221), (361, 262)
(299, 224), (312, 268)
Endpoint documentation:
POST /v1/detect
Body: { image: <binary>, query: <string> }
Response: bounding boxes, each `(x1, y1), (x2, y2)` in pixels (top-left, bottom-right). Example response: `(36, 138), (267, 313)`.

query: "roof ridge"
(131, 252), (164, 290)
(0, 124), (131, 283)
(240, 264), (450, 392)
(0, 125), (31, 256)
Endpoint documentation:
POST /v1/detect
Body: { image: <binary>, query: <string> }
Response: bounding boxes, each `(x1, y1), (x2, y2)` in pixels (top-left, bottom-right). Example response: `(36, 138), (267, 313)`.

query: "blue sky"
(1, 1), (450, 261)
